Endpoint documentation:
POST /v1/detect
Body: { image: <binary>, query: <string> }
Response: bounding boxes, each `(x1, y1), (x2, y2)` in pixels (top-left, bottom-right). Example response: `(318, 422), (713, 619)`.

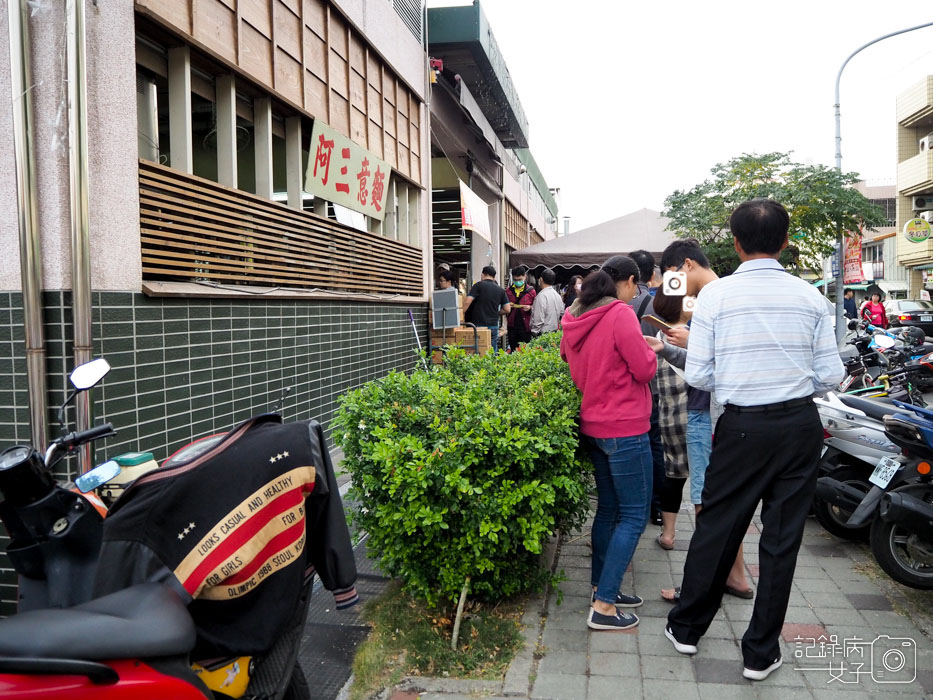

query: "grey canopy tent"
(510, 208), (677, 269)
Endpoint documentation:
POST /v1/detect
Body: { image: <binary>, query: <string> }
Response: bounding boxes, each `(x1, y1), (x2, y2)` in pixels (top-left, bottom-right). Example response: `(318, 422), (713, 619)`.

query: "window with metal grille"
(391, 0), (423, 42)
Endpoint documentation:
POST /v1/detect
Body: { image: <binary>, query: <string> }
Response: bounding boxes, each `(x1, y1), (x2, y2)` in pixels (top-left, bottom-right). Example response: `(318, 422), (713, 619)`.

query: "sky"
(428, 1), (933, 231)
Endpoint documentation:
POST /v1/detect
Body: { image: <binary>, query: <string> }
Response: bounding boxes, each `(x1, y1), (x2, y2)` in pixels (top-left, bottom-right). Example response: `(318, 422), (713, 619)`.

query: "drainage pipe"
(8, 0), (47, 450)
(66, 0), (94, 473)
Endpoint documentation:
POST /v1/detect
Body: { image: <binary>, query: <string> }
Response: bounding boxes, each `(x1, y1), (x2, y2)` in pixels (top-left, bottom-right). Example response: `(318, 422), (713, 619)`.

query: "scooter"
(0, 358), (348, 698)
(813, 391), (909, 540)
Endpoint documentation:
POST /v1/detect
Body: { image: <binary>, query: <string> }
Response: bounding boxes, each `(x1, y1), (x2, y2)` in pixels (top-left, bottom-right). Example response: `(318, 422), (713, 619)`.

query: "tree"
(662, 152), (887, 277)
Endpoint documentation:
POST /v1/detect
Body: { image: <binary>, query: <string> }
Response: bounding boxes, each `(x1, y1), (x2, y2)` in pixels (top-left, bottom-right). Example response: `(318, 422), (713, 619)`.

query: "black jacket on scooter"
(93, 415), (358, 658)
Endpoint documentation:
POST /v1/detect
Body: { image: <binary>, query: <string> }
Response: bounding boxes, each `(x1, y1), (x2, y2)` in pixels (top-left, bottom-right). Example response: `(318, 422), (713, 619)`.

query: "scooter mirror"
(74, 459), (121, 493)
(874, 335), (896, 350)
(69, 358), (111, 391)
(847, 319), (859, 330)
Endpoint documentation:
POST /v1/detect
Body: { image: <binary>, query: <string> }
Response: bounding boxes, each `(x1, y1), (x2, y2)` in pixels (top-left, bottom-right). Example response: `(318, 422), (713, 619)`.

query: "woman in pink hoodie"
(560, 255), (658, 631)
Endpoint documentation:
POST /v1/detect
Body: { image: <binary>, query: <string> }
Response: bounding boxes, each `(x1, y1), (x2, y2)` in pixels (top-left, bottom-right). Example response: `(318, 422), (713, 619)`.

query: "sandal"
(725, 584), (755, 599)
(656, 534), (674, 551)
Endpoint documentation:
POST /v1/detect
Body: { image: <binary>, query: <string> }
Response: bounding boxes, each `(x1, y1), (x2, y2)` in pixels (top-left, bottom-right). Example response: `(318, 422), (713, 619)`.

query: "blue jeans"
(487, 326), (500, 355)
(686, 410), (712, 505)
(587, 433), (652, 604)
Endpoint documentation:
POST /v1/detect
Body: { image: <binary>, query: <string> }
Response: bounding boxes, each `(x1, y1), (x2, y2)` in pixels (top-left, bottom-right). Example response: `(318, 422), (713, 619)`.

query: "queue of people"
(558, 199), (844, 683)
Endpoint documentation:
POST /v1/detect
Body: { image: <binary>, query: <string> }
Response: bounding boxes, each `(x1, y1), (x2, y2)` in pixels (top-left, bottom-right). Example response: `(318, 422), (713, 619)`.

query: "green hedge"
(335, 334), (590, 606)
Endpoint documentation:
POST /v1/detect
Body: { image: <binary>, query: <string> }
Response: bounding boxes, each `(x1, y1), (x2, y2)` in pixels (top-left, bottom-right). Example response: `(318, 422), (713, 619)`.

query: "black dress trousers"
(667, 401), (822, 669)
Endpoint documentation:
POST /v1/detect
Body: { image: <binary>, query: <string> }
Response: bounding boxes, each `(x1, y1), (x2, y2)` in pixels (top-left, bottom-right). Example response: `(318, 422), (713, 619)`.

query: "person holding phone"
(506, 265), (537, 351)
(561, 256), (657, 631)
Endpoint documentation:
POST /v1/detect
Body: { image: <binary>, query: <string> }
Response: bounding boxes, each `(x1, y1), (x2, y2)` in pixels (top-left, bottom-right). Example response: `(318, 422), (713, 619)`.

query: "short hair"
(628, 250), (655, 284)
(511, 265), (528, 277)
(651, 284), (684, 324)
(540, 268), (557, 286)
(660, 239), (710, 270)
(729, 199), (790, 256)
(437, 268), (456, 283)
(481, 265), (497, 278)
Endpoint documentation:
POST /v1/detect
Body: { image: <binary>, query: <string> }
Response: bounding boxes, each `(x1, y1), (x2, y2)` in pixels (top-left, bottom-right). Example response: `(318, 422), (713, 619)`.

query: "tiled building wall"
(0, 291), (428, 613)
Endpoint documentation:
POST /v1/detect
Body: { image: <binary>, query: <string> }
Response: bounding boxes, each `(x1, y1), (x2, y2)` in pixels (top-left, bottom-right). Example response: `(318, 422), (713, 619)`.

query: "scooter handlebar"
(58, 423), (116, 451)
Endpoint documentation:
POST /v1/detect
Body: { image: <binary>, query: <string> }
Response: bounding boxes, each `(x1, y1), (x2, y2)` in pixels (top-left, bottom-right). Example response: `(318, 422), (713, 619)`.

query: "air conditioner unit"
(921, 211), (933, 223)
(921, 134), (933, 152)
(912, 195), (933, 212)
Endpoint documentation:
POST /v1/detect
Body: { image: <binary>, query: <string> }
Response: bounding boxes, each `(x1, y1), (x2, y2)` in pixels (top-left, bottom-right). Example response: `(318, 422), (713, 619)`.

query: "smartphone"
(642, 315), (673, 331)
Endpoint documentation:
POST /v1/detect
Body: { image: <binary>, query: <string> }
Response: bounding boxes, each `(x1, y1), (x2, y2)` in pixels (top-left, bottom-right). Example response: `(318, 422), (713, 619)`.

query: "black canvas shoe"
(591, 591), (644, 608)
(587, 608), (639, 631)
(664, 625), (698, 655)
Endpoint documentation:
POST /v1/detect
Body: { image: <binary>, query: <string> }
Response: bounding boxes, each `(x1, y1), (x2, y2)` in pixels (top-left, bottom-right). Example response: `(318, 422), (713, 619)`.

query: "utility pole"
(833, 20), (933, 340)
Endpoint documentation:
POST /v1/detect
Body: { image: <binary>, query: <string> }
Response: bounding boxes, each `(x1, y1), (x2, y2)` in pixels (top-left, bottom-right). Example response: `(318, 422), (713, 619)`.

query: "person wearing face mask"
(560, 255), (658, 631)
(563, 275), (583, 309)
(505, 265), (537, 352)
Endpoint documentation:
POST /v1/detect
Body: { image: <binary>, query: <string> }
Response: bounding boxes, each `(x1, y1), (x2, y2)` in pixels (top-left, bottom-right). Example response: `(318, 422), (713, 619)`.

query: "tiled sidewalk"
(389, 507), (932, 700)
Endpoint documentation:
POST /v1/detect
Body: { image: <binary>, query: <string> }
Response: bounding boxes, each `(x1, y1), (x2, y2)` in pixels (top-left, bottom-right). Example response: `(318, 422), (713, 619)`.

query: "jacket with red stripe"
(93, 415), (358, 658)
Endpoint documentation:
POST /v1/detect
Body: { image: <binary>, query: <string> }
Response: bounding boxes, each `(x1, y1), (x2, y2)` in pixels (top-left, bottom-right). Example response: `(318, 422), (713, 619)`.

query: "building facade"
(0, 0), (430, 611)
(895, 76), (933, 296)
(427, 0), (558, 292)
(854, 181), (907, 299)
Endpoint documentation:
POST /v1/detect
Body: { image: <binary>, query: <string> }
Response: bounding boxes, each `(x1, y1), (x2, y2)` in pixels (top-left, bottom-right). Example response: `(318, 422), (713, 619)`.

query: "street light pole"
(833, 20), (933, 341)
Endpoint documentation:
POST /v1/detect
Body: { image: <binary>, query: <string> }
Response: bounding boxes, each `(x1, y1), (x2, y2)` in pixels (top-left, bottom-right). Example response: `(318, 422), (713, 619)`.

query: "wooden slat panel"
(304, 70), (327, 119)
(328, 10), (347, 58)
(138, 0), (191, 33)
(273, 0), (301, 60)
(302, 0), (325, 36)
(240, 0), (271, 38)
(330, 93), (350, 138)
(194, 0), (236, 62)
(329, 51), (349, 99)
(303, 28), (326, 80)
(274, 48), (302, 104)
(139, 160), (423, 296)
(368, 120), (383, 159)
(350, 106), (367, 148)
(239, 20), (273, 85)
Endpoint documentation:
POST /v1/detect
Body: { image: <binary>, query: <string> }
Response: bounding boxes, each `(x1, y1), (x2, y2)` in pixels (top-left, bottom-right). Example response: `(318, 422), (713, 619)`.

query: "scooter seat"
(836, 394), (912, 422)
(0, 583), (194, 660)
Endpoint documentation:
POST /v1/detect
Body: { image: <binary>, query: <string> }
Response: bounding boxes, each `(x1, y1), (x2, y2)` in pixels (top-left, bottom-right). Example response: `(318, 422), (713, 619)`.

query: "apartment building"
(895, 76), (933, 295)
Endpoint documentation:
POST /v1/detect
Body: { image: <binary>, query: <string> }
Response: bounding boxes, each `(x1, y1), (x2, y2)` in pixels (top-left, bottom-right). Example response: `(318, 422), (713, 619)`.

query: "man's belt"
(724, 395), (814, 414)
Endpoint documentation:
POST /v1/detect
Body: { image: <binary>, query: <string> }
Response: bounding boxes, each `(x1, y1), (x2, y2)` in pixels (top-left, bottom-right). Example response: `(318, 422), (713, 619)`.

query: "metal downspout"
(8, 0), (47, 449)
(67, 0), (94, 473)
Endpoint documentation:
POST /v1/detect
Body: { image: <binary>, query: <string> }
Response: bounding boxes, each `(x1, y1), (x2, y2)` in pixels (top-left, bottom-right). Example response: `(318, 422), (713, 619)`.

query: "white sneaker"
(743, 657), (783, 681)
(664, 625), (697, 655)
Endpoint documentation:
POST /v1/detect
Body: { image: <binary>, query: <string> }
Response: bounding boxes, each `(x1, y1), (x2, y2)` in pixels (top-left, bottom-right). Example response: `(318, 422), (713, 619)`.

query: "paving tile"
(859, 609), (917, 632)
(540, 628), (588, 652)
(782, 623), (829, 643)
(530, 672), (587, 700)
(816, 608), (867, 628)
(588, 629), (639, 653)
(693, 657), (747, 684)
(794, 577), (842, 592)
(536, 650), (587, 675)
(698, 636), (742, 658)
(586, 675), (642, 700)
(642, 679), (701, 700)
(587, 651), (640, 677)
(844, 593), (892, 611)
(802, 592), (856, 609)
(698, 684), (758, 700)
(806, 544), (847, 558)
(793, 565), (829, 579)
(641, 653), (696, 682)
(785, 606), (822, 625)
(755, 687), (815, 700)
(705, 619), (737, 640)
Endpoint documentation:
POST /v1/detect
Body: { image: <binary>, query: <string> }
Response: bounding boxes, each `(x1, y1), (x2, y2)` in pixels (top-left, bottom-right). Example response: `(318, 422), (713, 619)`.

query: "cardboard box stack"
(430, 326), (492, 363)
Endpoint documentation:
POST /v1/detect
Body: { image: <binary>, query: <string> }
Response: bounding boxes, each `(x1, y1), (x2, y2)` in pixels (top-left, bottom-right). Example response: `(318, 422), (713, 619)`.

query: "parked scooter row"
(814, 390), (933, 589)
(838, 319), (933, 401)
(0, 358), (357, 698)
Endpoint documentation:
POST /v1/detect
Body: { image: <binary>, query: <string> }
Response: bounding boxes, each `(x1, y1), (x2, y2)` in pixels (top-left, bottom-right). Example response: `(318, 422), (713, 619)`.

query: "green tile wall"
(0, 290), (429, 614)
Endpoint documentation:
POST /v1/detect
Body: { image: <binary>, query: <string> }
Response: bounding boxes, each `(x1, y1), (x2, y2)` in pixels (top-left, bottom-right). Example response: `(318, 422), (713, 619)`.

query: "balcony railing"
(139, 161), (424, 297)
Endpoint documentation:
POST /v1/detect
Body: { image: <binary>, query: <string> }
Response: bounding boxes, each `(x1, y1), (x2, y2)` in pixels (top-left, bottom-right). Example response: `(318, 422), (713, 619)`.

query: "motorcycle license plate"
(869, 455), (901, 488)
(922, 315), (932, 322)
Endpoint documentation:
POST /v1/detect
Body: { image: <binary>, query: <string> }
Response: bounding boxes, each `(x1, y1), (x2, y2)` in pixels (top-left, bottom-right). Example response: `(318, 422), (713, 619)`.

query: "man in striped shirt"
(664, 200), (844, 681)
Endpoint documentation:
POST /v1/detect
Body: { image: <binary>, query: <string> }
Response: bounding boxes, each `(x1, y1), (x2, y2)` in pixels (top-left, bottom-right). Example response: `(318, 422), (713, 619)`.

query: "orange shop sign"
(304, 120), (391, 221)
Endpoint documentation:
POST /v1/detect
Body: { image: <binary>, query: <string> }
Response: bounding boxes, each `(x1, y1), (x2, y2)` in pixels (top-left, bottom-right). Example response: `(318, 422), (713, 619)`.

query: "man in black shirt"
(464, 266), (512, 354)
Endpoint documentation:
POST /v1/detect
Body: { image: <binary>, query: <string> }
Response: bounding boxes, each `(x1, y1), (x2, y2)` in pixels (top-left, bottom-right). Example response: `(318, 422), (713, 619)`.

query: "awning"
(814, 279), (869, 290)
(876, 280), (907, 294)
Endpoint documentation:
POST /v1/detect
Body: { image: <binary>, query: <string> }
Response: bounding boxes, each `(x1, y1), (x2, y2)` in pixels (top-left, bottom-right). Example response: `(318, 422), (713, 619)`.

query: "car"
(884, 299), (933, 337)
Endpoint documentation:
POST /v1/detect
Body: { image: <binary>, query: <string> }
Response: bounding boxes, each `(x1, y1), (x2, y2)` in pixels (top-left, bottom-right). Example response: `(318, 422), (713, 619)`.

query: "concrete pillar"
(216, 74), (237, 188)
(167, 46), (192, 173)
(285, 116), (303, 210)
(254, 97), (273, 199)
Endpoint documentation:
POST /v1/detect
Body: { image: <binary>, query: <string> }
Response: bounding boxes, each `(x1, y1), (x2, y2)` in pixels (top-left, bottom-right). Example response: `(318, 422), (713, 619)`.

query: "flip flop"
(656, 534), (674, 551)
(661, 586), (681, 603)
(725, 585), (755, 599)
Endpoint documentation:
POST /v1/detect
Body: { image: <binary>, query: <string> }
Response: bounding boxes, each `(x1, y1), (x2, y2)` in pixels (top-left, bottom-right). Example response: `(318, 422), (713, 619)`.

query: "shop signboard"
(304, 120), (391, 221)
(459, 181), (492, 244)
(843, 232), (863, 284)
(903, 217), (932, 244)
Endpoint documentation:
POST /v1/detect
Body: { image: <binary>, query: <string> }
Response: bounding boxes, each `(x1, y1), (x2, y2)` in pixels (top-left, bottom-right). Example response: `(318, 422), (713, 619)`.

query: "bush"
(334, 341), (590, 607)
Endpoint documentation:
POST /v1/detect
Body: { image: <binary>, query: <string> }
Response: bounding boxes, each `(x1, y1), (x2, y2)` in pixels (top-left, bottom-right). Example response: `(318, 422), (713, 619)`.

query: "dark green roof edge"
(515, 148), (558, 218)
